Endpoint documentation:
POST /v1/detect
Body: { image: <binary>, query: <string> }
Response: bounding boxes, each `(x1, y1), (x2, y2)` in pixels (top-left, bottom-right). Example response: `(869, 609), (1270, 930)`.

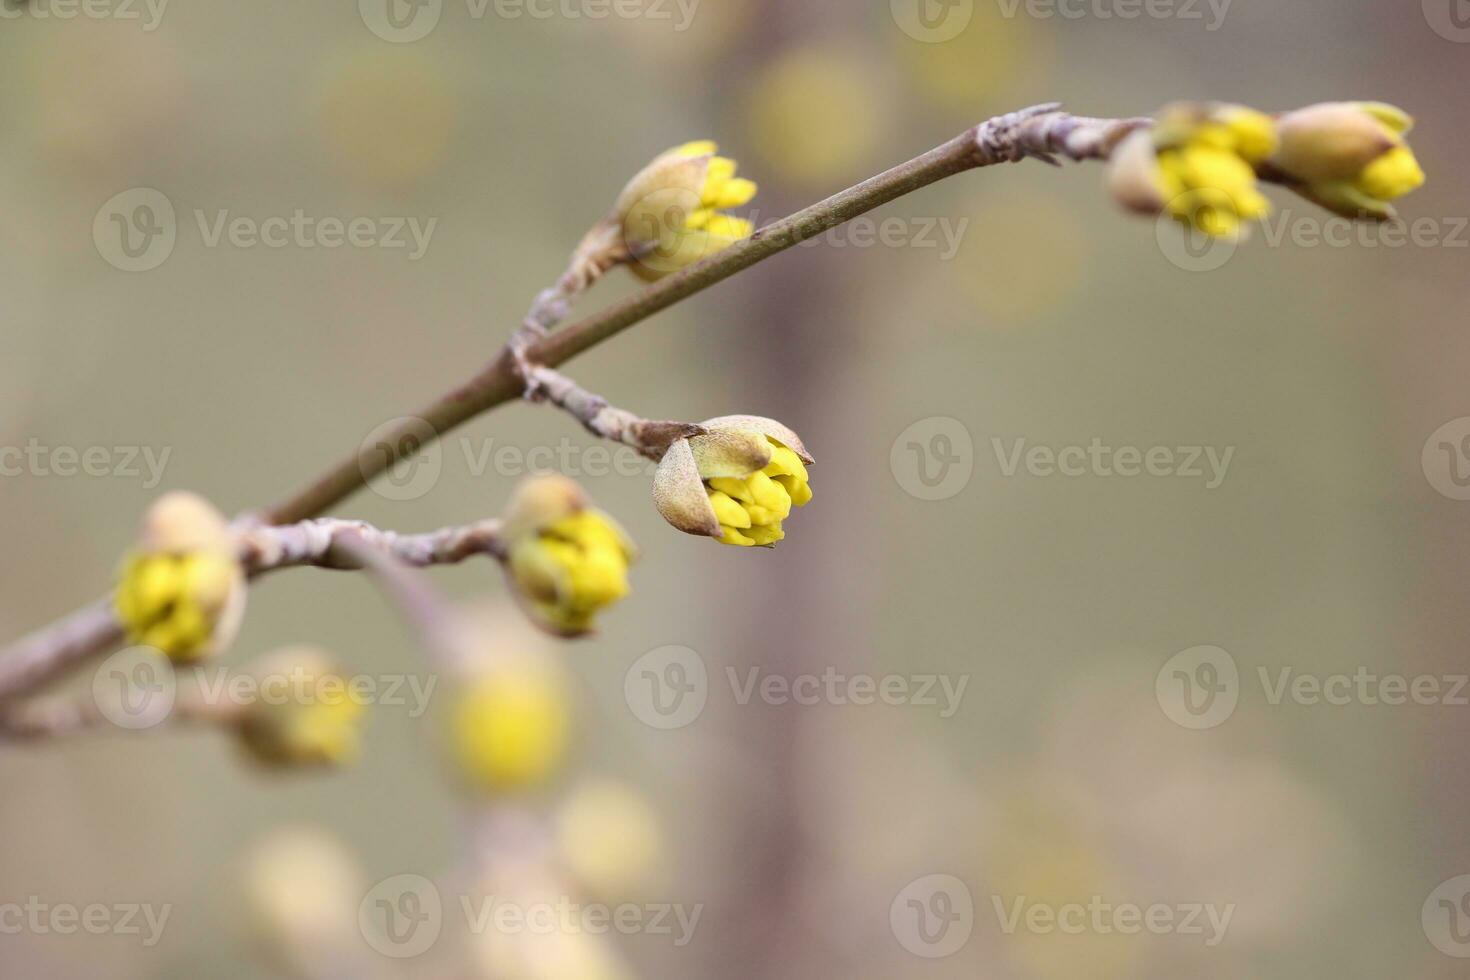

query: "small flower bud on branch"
(114, 491), (247, 664)
(1108, 99), (1427, 238)
(1108, 102), (1277, 239)
(236, 647), (366, 769)
(1267, 102), (1426, 220)
(654, 416), (814, 548)
(502, 474), (635, 637)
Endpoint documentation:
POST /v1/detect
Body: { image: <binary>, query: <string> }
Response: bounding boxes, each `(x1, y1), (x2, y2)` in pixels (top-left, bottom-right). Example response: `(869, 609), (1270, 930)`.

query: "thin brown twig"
(526, 364), (705, 459)
(260, 105), (1146, 529)
(0, 105), (1149, 704)
(0, 680), (244, 741)
(0, 516), (506, 701)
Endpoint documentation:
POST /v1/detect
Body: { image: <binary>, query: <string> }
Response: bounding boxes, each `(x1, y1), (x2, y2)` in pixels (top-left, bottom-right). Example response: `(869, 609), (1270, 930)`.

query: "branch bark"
(259, 106), (1146, 527)
(0, 105), (1148, 703)
(0, 516), (506, 701)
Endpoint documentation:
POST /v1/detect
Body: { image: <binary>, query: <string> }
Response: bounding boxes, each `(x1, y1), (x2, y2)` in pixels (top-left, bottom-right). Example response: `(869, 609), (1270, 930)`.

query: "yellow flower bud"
(1109, 102), (1277, 240)
(502, 474), (635, 636)
(653, 415), (814, 548)
(469, 874), (634, 980)
(615, 140), (757, 280)
(114, 491), (246, 663)
(1270, 101), (1425, 219)
(237, 648), (366, 768)
(238, 827), (364, 975)
(554, 778), (664, 903)
(448, 659), (572, 795)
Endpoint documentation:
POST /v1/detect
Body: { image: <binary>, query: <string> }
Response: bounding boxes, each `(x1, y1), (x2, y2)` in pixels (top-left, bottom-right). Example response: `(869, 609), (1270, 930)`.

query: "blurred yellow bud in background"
(1271, 101), (1425, 219)
(503, 474), (635, 636)
(743, 46), (885, 188)
(237, 647), (366, 769)
(554, 778), (665, 903)
(114, 491), (245, 663)
(449, 659), (573, 795)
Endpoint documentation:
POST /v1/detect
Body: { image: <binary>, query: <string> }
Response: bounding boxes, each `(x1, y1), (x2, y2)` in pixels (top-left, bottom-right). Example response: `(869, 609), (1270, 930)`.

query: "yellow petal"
(1219, 106), (1277, 163)
(707, 490), (752, 528)
(718, 526), (756, 547)
(785, 478), (813, 507)
(135, 557), (181, 612)
(707, 476), (753, 503)
(764, 445), (808, 480)
(674, 140), (717, 158)
(1358, 146), (1425, 201)
(746, 470), (791, 519)
(706, 156), (736, 181)
(711, 177), (757, 209)
(744, 525), (785, 547)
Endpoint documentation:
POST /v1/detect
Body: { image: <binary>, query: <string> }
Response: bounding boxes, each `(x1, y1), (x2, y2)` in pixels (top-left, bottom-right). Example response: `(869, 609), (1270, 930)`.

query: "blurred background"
(0, 0), (1467, 976)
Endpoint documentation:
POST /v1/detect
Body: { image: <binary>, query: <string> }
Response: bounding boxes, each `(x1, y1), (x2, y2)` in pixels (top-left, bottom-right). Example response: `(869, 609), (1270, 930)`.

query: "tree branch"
(0, 516), (506, 701)
(0, 104), (1148, 701)
(259, 105), (1146, 527)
